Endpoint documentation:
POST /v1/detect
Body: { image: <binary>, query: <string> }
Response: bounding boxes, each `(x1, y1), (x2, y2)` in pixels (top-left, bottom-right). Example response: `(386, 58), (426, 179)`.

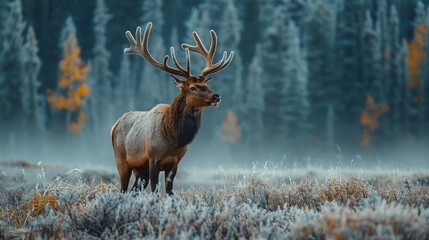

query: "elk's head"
(171, 75), (220, 110)
(124, 22), (234, 110)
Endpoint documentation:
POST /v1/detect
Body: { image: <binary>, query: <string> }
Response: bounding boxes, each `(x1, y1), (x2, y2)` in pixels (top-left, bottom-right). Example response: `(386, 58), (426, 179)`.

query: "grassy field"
(1, 159), (429, 239)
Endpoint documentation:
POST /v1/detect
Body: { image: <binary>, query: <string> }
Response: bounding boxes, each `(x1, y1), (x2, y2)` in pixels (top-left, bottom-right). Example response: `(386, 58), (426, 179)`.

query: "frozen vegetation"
(1, 0), (429, 238)
(1, 160), (428, 239)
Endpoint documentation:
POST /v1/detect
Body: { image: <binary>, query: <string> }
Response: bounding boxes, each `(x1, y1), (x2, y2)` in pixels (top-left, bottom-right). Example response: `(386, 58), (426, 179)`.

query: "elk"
(111, 22), (234, 195)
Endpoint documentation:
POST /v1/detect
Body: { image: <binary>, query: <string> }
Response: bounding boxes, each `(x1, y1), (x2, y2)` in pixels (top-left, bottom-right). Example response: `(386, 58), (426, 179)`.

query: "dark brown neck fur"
(163, 92), (202, 148)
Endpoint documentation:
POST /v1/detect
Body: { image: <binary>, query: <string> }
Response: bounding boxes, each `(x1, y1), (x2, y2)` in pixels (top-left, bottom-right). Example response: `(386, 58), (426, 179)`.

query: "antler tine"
(182, 32), (206, 56)
(124, 26), (140, 55)
(185, 48), (191, 75)
(182, 29), (234, 77)
(170, 47), (191, 77)
(208, 30), (217, 61)
(202, 51), (234, 76)
(124, 22), (191, 78)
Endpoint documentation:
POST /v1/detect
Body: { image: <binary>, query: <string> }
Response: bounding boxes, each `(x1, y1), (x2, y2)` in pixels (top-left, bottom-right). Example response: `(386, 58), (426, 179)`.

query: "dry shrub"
(282, 179), (323, 211)
(58, 181), (118, 214)
(180, 186), (231, 207)
(319, 176), (368, 208)
(8, 193), (59, 228)
(2, 172), (429, 239)
(235, 177), (370, 211)
(319, 202), (429, 239)
(379, 178), (429, 208)
(24, 193), (59, 217)
(236, 178), (278, 210)
(84, 182), (117, 198)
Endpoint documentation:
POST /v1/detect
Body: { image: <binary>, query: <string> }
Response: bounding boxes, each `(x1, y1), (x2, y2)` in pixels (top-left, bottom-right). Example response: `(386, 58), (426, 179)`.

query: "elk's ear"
(171, 75), (185, 89)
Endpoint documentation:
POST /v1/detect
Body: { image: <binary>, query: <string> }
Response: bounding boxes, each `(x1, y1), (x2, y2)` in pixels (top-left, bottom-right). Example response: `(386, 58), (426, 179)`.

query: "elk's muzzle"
(208, 93), (221, 106)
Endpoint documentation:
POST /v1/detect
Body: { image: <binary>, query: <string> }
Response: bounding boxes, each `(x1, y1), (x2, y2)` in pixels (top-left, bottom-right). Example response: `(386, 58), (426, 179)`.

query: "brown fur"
(111, 77), (219, 195)
(115, 23), (232, 194)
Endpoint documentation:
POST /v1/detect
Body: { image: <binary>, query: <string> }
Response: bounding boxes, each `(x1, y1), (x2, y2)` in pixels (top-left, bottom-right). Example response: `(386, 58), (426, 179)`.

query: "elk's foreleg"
(149, 161), (160, 192)
(131, 166), (149, 191)
(165, 165), (178, 196)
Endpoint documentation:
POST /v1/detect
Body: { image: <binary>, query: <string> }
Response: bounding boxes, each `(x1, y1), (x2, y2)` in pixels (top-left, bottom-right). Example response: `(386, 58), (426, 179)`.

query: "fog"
(1, 0), (429, 179)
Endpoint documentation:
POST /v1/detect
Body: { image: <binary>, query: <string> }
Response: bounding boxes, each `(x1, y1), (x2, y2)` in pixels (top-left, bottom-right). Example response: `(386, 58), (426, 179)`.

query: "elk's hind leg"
(114, 149), (132, 193)
(118, 164), (132, 193)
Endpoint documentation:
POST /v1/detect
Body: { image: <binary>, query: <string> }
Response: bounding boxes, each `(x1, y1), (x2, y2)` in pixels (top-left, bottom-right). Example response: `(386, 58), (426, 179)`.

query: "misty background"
(1, 0), (429, 171)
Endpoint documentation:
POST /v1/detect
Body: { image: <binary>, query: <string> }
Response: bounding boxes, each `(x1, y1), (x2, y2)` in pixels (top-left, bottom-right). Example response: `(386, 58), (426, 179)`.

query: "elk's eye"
(198, 86), (208, 92)
(190, 87), (197, 92)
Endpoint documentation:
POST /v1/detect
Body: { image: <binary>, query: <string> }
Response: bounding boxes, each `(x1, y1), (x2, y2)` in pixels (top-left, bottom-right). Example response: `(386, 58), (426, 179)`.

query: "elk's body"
(111, 22), (233, 194)
(111, 95), (200, 194)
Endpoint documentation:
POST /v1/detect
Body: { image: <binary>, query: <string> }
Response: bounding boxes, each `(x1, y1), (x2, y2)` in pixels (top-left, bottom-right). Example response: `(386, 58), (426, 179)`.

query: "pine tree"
(361, 10), (384, 145)
(407, 2), (427, 138)
(325, 103), (336, 147)
(401, 40), (413, 138)
(242, 44), (264, 148)
(59, 16), (77, 49)
(362, 11), (380, 100)
(241, 0), (263, 62)
(139, 0), (166, 110)
(92, 0), (113, 132)
(257, 0), (276, 31)
(261, 6), (288, 149)
(306, 0), (338, 147)
(0, 0), (26, 139)
(142, 0), (164, 27)
(282, 21), (310, 152)
(415, 1), (427, 25)
(377, 0), (389, 103)
(421, 11), (429, 139)
(0, 1), (7, 54)
(185, 4), (213, 74)
(114, 53), (133, 117)
(388, 6), (406, 139)
(0, 1), (8, 114)
(22, 26), (45, 134)
(334, 0), (366, 145)
(215, 0), (244, 144)
(283, 0), (308, 45)
(217, 0), (243, 109)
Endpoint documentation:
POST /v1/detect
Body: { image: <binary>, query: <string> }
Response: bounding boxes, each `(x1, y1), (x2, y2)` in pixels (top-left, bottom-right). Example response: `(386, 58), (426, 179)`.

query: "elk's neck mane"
(164, 92), (202, 148)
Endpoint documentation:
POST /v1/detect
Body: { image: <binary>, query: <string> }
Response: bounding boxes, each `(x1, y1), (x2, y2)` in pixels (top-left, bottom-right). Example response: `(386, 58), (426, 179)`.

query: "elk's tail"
(110, 120), (120, 148)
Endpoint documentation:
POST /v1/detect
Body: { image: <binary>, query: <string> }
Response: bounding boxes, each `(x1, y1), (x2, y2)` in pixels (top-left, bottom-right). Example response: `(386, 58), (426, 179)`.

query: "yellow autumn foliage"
(48, 34), (90, 133)
(58, 35), (88, 87)
(407, 23), (426, 103)
(407, 23), (426, 89)
(359, 96), (389, 146)
(221, 110), (241, 144)
(70, 111), (87, 133)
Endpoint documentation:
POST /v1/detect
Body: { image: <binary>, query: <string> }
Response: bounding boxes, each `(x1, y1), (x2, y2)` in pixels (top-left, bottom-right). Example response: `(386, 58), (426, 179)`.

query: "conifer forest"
(1, 0), (429, 238)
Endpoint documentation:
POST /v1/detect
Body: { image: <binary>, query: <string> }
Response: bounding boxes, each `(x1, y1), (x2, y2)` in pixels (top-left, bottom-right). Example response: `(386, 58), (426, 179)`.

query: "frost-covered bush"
(0, 173), (428, 239)
(235, 176), (369, 211)
(379, 177), (429, 208)
(317, 201), (429, 239)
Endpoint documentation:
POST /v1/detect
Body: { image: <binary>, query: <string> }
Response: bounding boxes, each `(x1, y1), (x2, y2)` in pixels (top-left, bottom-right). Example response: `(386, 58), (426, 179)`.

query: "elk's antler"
(182, 30), (234, 77)
(124, 22), (191, 78)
